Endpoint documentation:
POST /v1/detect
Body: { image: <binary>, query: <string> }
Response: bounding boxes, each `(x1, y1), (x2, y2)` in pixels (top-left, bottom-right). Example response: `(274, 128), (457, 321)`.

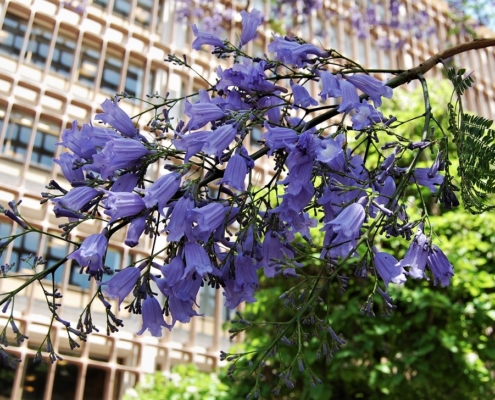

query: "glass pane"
(10, 229), (41, 272)
(78, 46), (99, 85)
(0, 13), (28, 58)
(69, 261), (91, 289)
(135, 0), (154, 26)
(105, 248), (122, 271)
(21, 356), (48, 400)
(0, 358), (15, 398)
(101, 56), (122, 94)
(26, 24), (53, 69)
(51, 362), (78, 400)
(124, 63), (144, 98)
(51, 34), (76, 77)
(199, 285), (216, 317)
(30, 130), (58, 168)
(43, 235), (68, 284)
(83, 366), (106, 400)
(113, 0), (131, 17)
(0, 222), (11, 266)
(92, 0), (109, 9)
(2, 115), (33, 161)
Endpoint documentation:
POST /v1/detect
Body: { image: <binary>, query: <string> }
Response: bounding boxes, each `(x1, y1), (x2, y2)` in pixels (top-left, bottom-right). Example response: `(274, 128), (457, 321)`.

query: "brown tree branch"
(306, 38), (495, 129)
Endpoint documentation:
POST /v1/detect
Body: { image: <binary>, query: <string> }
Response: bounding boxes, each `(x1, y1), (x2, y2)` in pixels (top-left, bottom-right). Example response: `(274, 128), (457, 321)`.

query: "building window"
(25, 23), (53, 69)
(43, 235), (68, 284)
(83, 366), (106, 399)
(0, 222), (12, 266)
(135, 0), (154, 26)
(69, 261), (90, 289)
(124, 63), (144, 98)
(105, 247), (123, 272)
(10, 228), (41, 272)
(0, 359), (15, 398)
(101, 55), (122, 94)
(1, 113), (58, 168)
(31, 119), (60, 168)
(2, 113), (33, 163)
(250, 126), (262, 149)
(113, 0), (131, 18)
(51, 34), (76, 78)
(199, 285), (216, 318)
(0, 12), (27, 58)
(78, 45), (100, 86)
(21, 355), (48, 400)
(52, 362), (78, 399)
(92, 0), (109, 10)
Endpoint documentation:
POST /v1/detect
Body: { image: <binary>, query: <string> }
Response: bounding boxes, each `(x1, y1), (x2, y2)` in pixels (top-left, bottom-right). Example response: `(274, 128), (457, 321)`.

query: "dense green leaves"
(219, 210), (495, 399)
(124, 364), (229, 400)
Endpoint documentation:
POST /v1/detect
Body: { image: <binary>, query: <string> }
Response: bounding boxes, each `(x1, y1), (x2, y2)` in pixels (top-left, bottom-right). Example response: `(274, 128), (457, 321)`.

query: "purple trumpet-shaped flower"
(345, 74), (393, 107)
(184, 90), (228, 131)
(172, 130), (210, 162)
(411, 168), (444, 193)
(222, 254), (258, 309)
(125, 214), (148, 247)
(58, 122), (120, 160)
(372, 247), (407, 288)
(370, 176), (396, 218)
(258, 96), (284, 123)
(183, 242), (214, 278)
(428, 151), (443, 177)
(427, 245), (454, 287)
(318, 71), (342, 100)
(351, 101), (385, 130)
(103, 191), (146, 223)
(165, 195), (194, 241)
(100, 267), (140, 309)
(213, 90), (251, 112)
(202, 124), (238, 159)
(111, 173), (139, 193)
(260, 231), (294, 278)
(291, 82), (318, 108)
(262, 123), (299, 155)
(187, 203), (226, 242)
(397, 224), (429, 279)
(137, 295), (171, 337)
(68, 233), (108, 278)
(156, 258), (203, 325)
(140, 173), (181, 215)
(218, 154), (249, 191)
(191, 24), (225, 50)
(321, 203), (365, 258)
(337, 78), (360, 112)
(92, 137), (153, 180)
(53, 153), (84, 185)
(52, 187), (99, 219)
(95, 98), (137, 138)
(168, 290), (202, 324)
(239, 9), (263, 48)
(267, 36), (329, 67)
(316, 137), (344, 166)
(216, 60), (287, 95)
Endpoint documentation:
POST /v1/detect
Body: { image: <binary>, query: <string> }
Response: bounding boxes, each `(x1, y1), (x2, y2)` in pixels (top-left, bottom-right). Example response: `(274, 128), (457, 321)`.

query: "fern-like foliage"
(449, 107), (495, 213)
(446, 67), (475, 97)
(445, 65), (495, 214)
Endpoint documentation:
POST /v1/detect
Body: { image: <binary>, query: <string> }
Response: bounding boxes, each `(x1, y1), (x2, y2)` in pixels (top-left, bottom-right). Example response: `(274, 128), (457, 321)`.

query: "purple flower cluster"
(45, 8), (455, 340)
